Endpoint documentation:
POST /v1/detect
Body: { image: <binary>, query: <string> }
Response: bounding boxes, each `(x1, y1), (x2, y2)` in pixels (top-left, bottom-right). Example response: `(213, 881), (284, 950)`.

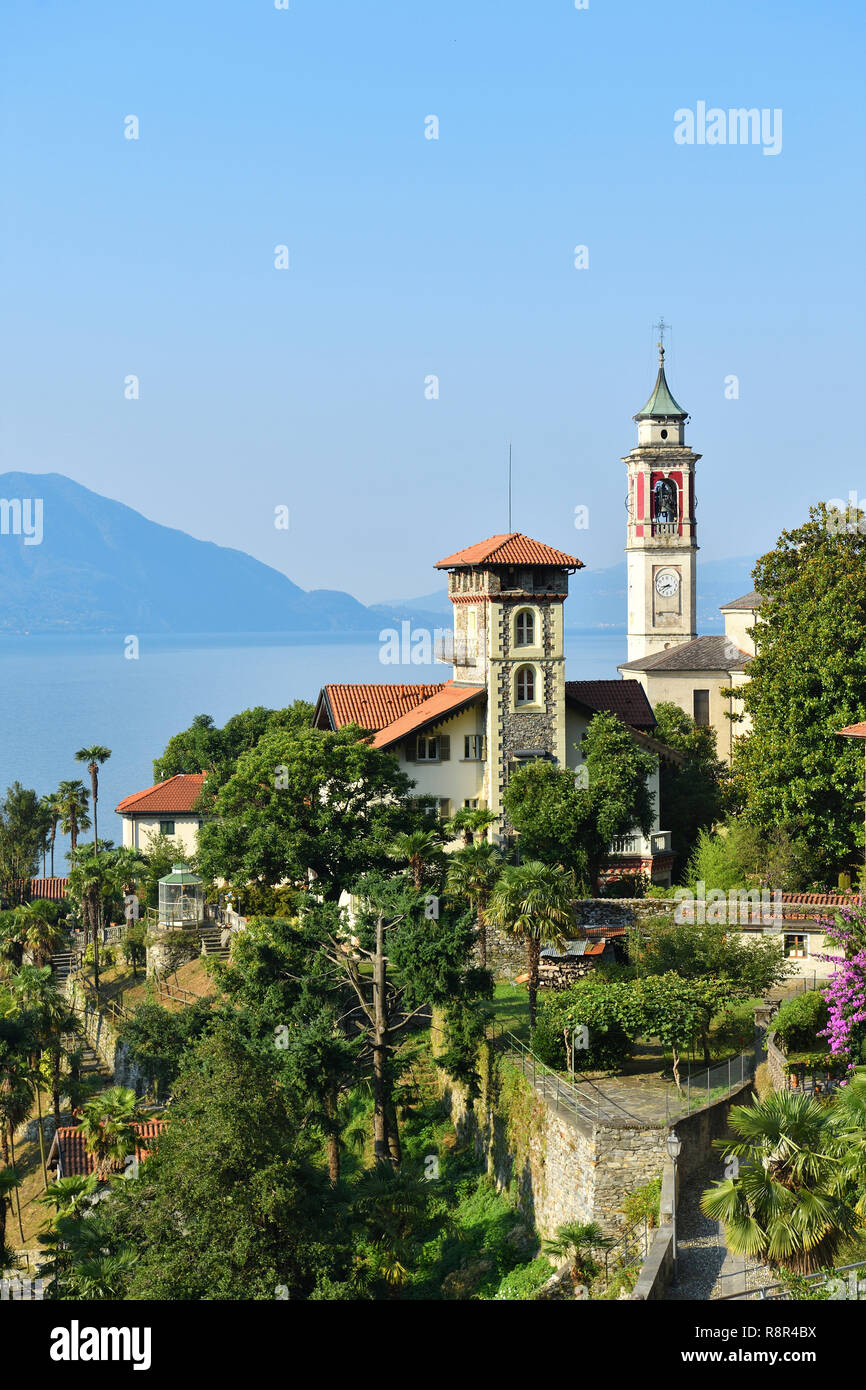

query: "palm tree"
(445, 841), (503, 968)
(700, 1089), (861, 1273)
(78, 1086), (142, 1181)
(543, 1220), (614, 1284)
(15, 901), (67, 968)
(445, 807), (499, 846)
(67, 844), (107, 996)
(38, 1175), (98, 1221)
(388, 829), (445, 891)
(56, 781), (91, 866)
(486, 861), (576, 1027)
(0, 1166), (22, 1259)
(74, 747), (112, 852)
(43, 791), (66, 878)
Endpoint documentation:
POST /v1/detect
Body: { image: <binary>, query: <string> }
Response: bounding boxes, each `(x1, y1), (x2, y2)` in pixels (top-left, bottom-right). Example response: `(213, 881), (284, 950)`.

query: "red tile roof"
(838, 722), (866, 739)
(435, 533), (584, 570)
(48, 1120), (166, 1178)
(116, 772), (207, 816)
(27, 877), (69, 902)
(320, 683), (446, 733)
(373, 682), (485, 749)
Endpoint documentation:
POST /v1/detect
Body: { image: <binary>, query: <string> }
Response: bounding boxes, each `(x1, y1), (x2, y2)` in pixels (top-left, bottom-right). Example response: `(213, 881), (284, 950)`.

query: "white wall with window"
(397, 707), (486, 821)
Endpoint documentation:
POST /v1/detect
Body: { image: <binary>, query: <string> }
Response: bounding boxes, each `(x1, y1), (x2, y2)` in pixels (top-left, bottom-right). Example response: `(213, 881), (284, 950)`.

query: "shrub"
(532, 979), (637, 1072)
(494, 1255), (554, 1300)
(772, 992), (829, 1052)
(620, 1174), (662, 1230)
(83, 943), (115, 969)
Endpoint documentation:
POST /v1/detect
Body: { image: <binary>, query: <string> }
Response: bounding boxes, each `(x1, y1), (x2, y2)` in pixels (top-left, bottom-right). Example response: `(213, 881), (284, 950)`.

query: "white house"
(115, 772), (207, 857)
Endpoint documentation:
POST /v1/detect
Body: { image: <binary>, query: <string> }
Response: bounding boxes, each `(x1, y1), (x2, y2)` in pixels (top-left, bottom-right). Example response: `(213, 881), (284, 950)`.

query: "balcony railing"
(434, 632), (478, 665)
(651, 520), (679, 537)
(608, 830), (672, 857)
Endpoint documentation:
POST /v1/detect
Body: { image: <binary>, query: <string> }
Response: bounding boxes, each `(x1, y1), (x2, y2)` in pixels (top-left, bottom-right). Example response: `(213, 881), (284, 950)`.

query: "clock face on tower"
(655, 569), (680, 598)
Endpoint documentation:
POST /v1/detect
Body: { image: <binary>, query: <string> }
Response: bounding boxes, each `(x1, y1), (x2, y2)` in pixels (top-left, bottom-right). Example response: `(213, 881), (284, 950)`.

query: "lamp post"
(666, 1129), (683, 1286)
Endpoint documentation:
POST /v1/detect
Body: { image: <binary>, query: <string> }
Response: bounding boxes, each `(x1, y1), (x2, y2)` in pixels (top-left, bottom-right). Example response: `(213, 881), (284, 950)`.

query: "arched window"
(515, 665), (536, 705)
(515, 609), (534, 647)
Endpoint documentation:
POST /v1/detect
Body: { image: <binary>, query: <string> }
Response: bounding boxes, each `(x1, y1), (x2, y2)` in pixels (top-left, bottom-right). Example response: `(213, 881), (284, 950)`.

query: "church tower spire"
(624, 335), (700, 662)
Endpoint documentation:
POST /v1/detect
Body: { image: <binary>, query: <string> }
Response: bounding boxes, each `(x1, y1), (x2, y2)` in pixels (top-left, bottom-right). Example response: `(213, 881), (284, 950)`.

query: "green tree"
(444, 806), (499, 846)
(77, 1086), (142, 1180)
(74, 746), (112, 852)
(730, 505), (866, 875)
(15, 900), (67, 967)
(387, 829), (445, 891)
(153, 702), (315, 786)
(445, 841), (503, 968)
(652, 702), (726, 880)
(97, 1028), (341, 1299)
(0, 782), (49, 906)
(627, 915), (791, 1005)
(700, 1089), (862, 1273)
(197, 725), (419, 900)
(55, 781), (91, 867)
(487, 861), (575, 1026)
(503, 712), (655, 892)
(543, 1220), (614, 1283)
(0, 1166), (22, 1261)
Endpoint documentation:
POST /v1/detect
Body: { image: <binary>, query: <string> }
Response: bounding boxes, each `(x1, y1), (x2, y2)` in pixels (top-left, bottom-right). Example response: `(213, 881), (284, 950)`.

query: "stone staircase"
(50, 949), (79, 984)
(198, 925), (230, 960)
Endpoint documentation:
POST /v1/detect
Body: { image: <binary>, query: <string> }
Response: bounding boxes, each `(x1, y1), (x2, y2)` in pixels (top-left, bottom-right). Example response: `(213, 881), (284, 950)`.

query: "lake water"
(0, 628), (626, 861)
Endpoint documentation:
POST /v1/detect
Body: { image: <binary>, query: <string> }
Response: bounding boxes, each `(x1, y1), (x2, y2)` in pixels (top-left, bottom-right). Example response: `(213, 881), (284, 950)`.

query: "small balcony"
(608, 830), (672, 857)
(651, 521), (679, 538)
(434, 632), (477, 666)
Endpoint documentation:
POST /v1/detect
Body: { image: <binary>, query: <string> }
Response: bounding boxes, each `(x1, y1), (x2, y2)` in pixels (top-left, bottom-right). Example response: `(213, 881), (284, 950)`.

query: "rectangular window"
(785, 934), (807, 959)
(464, 734), (486, 760)
(438, 798), (451, 821)
(416, 736), (439, 761)
(159, 820), (175, 836)
(463, 798), (479, 810)
(693, 690), (710, 727)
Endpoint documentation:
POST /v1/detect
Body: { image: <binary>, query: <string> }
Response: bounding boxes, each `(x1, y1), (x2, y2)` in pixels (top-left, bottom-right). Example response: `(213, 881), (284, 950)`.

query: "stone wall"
(438, 1045), (668, 1241)
(485, 897), (669, 981)
(64, 977), (149, 1095)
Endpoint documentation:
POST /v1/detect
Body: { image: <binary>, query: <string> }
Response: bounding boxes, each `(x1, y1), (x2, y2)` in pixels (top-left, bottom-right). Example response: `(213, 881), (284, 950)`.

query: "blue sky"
(2, 0), (864, 603)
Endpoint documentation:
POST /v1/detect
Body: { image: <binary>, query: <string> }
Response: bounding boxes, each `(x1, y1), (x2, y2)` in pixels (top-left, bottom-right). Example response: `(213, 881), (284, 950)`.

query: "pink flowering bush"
(816, 909), (866, 1077)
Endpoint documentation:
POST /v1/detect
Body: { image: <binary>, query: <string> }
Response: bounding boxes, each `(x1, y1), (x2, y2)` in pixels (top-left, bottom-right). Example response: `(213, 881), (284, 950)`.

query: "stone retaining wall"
(485, 898), (670, 981)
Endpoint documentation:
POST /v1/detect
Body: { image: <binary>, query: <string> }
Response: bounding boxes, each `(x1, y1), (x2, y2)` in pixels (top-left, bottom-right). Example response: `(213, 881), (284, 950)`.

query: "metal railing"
(716, 1261), (866, 1301)
(603, 1217), (651, 1283)
(665, 1052), (755, 1122)
(486, 1022), (648, 1128)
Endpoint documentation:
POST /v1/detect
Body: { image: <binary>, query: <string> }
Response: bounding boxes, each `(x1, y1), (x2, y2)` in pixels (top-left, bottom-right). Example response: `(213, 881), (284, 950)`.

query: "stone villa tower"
(624, 343), (701, 662)
(434, 535), (584, 824)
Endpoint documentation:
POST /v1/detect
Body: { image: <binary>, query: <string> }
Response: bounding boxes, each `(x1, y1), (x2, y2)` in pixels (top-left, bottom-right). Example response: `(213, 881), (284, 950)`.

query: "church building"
(616, 341), (760, 761)
(314, 534), (679, 886)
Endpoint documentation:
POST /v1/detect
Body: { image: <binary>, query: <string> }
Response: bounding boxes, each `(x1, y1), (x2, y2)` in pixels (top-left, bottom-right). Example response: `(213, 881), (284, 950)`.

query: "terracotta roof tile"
(27, 877), (69, 902)
(116, 773), (207, 816)
(48, 1120), (166, 1178)
(435, 533), (584, 570)
(372, 682), (485, 748)
(323, 684), (446, 733)
(838, 722), (866, 739)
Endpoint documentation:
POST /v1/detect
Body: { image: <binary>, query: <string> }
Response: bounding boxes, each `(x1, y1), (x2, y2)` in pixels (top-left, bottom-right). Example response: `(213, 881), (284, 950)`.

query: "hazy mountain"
(0, 473), (376, 635)
(0, 473), (758, 636)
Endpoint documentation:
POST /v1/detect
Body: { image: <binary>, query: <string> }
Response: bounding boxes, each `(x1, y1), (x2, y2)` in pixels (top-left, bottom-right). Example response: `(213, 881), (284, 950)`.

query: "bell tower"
(435, 534), (583, 823)
(624, 336), (700, 662)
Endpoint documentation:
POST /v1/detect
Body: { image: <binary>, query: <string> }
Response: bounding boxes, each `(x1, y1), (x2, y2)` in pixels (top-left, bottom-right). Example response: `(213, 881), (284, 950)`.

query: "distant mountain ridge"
(0, 473), (375, 635)
(0, 473), (757, 636)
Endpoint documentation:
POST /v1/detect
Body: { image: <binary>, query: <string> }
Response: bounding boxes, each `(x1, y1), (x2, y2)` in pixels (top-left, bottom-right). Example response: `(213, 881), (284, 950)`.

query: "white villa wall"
(121, 814), (201, 857)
